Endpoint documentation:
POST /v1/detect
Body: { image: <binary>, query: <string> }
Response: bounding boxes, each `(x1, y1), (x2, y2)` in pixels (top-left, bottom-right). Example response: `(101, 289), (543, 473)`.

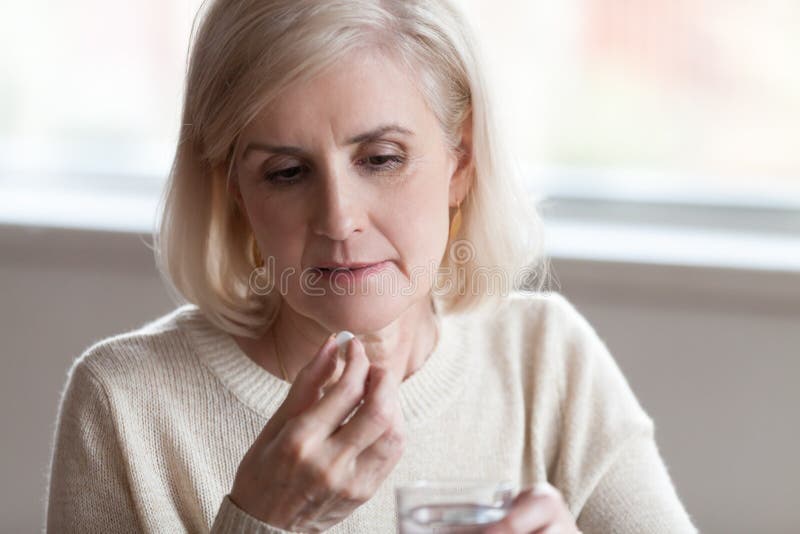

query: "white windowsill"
(0, 187), (161, 234)
(544, 219), (800, 273)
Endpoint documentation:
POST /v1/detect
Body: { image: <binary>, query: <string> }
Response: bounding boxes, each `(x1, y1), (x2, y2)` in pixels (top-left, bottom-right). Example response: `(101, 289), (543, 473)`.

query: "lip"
(315, 261), (386, 270)
(313, 260), (392, 279)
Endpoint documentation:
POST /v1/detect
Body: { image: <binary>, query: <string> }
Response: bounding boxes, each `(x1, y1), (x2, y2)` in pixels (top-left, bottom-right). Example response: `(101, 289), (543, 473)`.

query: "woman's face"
(232, 49), (469, 333)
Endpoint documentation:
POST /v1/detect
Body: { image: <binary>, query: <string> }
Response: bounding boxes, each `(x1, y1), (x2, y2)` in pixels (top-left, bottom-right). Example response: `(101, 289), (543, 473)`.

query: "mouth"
(314, 261), (391, 274)
(316, 261), (386, 271)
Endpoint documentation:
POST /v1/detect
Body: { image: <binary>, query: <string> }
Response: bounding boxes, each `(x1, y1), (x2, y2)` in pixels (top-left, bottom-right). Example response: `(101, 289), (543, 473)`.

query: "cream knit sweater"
(45, 291), (698, 533)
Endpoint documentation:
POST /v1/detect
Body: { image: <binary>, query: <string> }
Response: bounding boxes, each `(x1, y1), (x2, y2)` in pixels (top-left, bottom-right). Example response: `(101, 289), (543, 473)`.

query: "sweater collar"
(177, 299), (473, 425)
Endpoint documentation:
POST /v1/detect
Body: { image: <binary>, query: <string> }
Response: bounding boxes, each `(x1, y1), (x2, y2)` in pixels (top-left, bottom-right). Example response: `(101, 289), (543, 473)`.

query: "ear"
(448, 111), (474, 207)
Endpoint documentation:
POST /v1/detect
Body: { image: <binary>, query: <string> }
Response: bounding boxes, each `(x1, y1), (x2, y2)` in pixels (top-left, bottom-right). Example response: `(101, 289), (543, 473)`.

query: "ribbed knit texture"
(45, 291), (699, 533)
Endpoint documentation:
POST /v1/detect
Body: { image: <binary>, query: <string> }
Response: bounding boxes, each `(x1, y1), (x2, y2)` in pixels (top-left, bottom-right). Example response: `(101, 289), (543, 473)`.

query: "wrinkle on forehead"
(238, 47), (438, 155)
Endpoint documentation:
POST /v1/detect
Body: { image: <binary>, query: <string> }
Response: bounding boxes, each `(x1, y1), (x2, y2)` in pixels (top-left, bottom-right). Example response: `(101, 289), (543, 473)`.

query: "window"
(2, 1), (798, 237)
(1, 1), (202, 196)
(459, 0), (800, 207)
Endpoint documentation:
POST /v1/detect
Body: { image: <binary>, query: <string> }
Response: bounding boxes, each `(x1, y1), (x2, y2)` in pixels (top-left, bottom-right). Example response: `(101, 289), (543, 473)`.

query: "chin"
(307, 292), (410, 333)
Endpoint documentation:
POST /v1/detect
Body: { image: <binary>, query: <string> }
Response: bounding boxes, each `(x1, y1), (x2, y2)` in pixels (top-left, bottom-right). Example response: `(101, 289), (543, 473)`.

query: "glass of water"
(395, 479), (515, 533)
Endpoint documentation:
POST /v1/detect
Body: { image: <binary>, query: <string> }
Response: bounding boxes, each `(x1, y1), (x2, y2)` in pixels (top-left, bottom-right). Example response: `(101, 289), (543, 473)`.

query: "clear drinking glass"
(395, 479), (515, 533)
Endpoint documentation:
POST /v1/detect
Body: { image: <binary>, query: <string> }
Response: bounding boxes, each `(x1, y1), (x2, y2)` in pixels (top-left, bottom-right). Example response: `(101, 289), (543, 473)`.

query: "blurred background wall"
(1, 224), (798, 534)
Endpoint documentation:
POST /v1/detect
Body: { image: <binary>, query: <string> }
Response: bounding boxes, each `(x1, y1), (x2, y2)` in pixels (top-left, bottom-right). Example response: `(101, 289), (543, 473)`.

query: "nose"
(310, 161), (362, 241)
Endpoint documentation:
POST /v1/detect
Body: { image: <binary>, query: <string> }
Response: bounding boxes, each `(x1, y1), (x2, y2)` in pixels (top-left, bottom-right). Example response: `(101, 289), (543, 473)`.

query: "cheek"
(383, 164), (451, 263)
(245, 193), (306, 267)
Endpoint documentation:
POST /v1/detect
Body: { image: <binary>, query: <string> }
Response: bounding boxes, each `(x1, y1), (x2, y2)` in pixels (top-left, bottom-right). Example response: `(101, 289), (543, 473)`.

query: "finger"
(321, 332), (354, 395)
(484, 486), (559, 534)
(307, 384), (403, 528)
(354, 377), (405, 473)
(321, 356), (346, 396)
(257, 333), (339, 444)
(298, 336), (370, 437)
(306, 371), (403, 530)
(330, 365), (398, 457)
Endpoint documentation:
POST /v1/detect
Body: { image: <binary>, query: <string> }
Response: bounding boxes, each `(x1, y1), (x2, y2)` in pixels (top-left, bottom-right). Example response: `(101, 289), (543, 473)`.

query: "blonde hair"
(155, 0), (550, 338)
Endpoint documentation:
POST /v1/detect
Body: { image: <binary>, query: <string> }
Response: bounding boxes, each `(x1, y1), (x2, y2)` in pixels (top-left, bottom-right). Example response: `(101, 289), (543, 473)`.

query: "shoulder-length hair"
(155, 0), (550, 338)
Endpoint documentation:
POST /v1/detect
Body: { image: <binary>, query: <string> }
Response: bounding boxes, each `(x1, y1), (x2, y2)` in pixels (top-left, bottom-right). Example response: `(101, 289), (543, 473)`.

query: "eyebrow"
(241, 124), (414, 160)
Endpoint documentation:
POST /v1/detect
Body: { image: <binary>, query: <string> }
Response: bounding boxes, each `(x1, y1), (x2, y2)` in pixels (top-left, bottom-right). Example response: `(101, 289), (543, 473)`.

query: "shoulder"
(510, 293), (654, 430)
(487, 291), (637, 397)
(499, 291), (654, 430)
(506, 290), (591, 327)
(450, 291), (595, 381)
(67, 304), (202, 391)
(484, 290), (596, 350)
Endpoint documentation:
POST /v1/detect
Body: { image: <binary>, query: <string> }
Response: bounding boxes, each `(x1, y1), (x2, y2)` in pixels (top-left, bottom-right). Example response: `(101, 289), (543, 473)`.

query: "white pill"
(335, 330), (355, 352)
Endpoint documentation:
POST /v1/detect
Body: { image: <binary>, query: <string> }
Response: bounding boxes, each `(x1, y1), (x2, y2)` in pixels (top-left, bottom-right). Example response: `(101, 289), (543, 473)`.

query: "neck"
(241, 296), (441, 385)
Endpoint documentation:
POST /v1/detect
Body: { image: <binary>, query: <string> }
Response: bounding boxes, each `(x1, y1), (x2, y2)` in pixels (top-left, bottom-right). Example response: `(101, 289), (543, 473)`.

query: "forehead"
(243, 49), (437, 142)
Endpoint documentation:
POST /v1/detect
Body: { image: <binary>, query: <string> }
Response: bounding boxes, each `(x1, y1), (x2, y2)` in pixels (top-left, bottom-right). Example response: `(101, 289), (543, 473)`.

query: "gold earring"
(449, 199), (462, 241)
(251, 236), (263, 267)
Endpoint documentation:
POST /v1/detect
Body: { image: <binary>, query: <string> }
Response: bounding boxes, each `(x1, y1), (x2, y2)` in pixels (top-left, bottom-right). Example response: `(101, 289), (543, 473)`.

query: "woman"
(46, 0), (698, 532)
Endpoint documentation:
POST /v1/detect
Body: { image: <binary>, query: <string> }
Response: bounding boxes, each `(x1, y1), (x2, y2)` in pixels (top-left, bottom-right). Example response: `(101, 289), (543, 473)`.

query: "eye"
(368, 155), (393, 165)
(264, 165), (305, 184)
(360, 154), (405, 172)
